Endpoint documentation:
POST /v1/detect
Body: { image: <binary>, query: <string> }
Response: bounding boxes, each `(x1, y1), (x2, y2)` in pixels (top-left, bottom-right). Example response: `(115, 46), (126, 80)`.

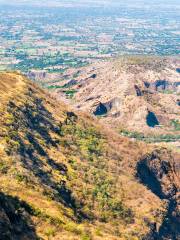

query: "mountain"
(53, 56), (180, 150)
(0, 72), (179, 240)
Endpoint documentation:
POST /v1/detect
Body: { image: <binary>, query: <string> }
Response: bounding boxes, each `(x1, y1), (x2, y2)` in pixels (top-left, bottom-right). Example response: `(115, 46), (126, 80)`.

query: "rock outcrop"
(137, 149), (180, 239)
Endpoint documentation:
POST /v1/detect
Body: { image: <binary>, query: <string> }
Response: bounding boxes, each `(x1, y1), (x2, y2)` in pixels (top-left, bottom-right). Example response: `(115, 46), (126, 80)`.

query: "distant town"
(0, 3), (179, 87)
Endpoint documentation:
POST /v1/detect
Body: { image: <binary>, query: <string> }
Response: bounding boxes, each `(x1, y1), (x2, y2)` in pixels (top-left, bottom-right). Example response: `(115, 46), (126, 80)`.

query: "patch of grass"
(73, 72), (80, 78)
(161, 90), (174, 94)
(171, 119), (180, 131)
(120, 129), (145, 140)
(64, 222), (82, 235)
(47, 85), (64, 89)
(44, 227), (56, 238)
(120, 129), (180, 143)
(15, 173), (28, 183)
(81, 233), (92, 240)
(65, 89), (78, 98)
(30, 206), (64, 226)
(95, 228), (103, 237)
(0, 161), (8, 173)
(47, 68), (67, 74)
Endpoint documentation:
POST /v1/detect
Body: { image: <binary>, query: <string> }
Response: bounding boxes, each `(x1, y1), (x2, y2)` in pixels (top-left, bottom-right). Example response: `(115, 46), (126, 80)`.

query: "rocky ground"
(52, 56), (180, 150)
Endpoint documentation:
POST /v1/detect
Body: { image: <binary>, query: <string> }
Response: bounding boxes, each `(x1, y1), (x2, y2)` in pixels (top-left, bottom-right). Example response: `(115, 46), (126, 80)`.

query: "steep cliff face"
(0, 192), (37, 240)
(137, 150), (180, 239)
(0, 72), (179, 240)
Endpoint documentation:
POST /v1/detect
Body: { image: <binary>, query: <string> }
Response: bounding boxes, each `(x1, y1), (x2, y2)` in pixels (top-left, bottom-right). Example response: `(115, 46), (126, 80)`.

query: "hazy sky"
(0, 0), (180, 6)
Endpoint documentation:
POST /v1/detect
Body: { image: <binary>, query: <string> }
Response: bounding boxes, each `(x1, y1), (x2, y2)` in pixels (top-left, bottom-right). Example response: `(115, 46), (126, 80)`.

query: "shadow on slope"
(5, 88), (86, 221)
(137, 150), (179, 240)
(0, 192), (37, 240)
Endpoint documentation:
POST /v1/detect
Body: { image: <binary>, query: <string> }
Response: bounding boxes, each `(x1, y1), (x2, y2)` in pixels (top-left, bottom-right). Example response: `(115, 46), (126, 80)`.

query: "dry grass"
(0, 72), (178, 239)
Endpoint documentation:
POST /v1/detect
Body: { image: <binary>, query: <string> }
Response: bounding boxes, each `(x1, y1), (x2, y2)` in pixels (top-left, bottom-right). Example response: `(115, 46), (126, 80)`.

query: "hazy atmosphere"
(1, 0), (180, 6)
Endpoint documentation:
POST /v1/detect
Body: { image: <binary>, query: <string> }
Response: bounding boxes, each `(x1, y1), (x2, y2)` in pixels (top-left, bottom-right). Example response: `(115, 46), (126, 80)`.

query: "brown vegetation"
(0, 72), (179, 239)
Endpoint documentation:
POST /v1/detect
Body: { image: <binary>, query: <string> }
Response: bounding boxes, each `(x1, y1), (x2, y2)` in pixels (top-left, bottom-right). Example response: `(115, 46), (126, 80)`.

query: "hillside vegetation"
(0, 73), (179, 240)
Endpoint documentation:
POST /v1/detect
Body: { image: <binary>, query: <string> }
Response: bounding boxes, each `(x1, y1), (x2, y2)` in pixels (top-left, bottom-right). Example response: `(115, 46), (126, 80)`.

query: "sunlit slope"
(64, 56), (180, 138)
(0, 72), (179, 240)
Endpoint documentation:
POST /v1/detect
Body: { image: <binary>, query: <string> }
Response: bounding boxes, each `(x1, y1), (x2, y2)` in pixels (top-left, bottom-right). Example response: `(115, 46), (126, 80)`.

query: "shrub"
(0, 161), (8, 173)
(171, 119), (180, 131)
(81, 234), (92, 240)
(64, 222), (82, 235)
(45, 227), (56, 238)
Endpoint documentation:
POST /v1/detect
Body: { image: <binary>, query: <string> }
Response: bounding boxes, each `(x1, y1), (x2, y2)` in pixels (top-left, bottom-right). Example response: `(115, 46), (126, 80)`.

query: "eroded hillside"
(53, 56), (180, 150)
(0, 72), (179, 240)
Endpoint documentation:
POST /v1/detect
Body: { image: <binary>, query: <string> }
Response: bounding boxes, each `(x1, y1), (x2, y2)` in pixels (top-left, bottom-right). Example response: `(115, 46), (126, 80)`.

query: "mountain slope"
(0, 72), (179, 240)
(53, 56), (180, 146)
